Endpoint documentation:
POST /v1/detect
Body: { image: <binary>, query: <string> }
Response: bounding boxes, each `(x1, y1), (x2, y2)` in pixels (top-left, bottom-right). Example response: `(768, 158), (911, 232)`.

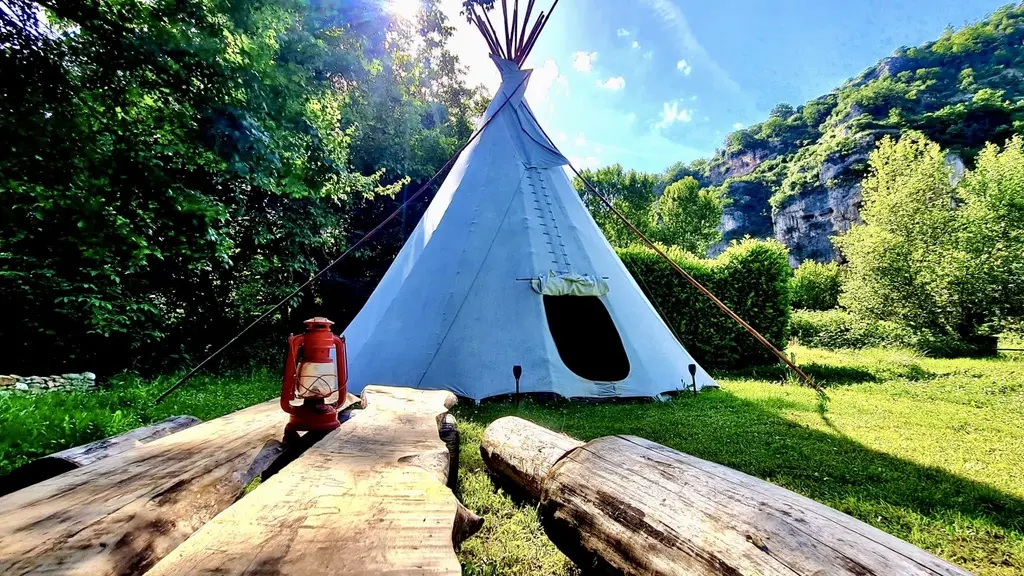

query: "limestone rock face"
(709, 181), (774, 257)
(773, 183), (863, 266)
(709, 146), (778, 184)
(771, 143), (873, 265)
(706, 133), (878, 264)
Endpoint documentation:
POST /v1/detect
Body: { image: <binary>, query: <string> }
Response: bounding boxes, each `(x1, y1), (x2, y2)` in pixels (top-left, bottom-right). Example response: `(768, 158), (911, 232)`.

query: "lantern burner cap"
(304, 317), (334, 330)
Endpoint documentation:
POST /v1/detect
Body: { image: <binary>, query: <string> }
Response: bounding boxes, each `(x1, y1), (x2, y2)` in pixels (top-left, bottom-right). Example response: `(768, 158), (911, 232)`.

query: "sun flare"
(384, 0), (421, 21)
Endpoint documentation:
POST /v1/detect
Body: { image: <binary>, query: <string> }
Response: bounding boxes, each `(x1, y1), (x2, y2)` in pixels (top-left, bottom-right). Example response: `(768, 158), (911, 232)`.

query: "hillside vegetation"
(660, 4), (1024, 263)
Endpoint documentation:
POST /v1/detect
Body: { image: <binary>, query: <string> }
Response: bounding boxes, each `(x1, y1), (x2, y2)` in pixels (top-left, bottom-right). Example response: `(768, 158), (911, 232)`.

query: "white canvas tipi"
(342, 9), (715, 401)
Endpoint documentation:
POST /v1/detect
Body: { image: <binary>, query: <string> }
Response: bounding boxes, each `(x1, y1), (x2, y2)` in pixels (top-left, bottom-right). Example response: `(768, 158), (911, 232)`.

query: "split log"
(479, 418), (971, 576)
(0, 416), (201, 496)
(479, 416), (582, 498)
(0, 401), (291, 576)
(146, 385), (483, 576)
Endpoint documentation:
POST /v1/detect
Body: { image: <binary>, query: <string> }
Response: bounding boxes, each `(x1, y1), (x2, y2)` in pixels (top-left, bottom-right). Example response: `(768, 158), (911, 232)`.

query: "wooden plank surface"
(0, 401), (290, 576)
(146, 385), (482, 576)
(1, 416), (202, 496)
(479, 415), (582, 498)
(539, 434), (972, 576)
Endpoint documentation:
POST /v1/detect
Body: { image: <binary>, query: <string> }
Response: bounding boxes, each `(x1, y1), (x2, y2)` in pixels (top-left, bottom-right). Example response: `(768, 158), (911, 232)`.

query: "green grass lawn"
(1, 347), (1021, 574)
(455, 346), (1024, 576)
(0, 370), (280, 475)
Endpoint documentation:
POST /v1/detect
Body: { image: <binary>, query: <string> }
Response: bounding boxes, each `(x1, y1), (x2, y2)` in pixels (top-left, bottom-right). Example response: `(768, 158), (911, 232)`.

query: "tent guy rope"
(566, 163), (822, 393)
(154, 75), (531, 404)
(158, 0), (818, 403)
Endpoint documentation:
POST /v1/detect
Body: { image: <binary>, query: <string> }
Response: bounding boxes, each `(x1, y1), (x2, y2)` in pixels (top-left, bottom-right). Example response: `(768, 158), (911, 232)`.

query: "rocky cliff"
(688, 4), (1024, 264)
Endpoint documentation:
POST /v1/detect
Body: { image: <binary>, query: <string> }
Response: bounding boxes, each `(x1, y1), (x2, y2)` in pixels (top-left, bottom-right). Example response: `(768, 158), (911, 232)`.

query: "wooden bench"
(1, 415), (201, 497)
(146, 386), (481, 576)
(0, 401), (290, 576)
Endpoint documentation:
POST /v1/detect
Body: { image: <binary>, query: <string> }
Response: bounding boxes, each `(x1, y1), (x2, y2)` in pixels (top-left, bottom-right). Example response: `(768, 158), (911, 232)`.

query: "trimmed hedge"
(617, 239), (793, 369)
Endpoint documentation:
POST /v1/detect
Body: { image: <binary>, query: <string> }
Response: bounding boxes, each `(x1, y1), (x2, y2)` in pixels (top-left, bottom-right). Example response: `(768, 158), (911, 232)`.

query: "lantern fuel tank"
(280, 317), (348, 432)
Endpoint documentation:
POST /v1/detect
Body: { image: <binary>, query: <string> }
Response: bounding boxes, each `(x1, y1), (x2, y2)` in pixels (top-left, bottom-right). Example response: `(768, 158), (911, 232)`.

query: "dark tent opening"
(543, 295), (630, 382)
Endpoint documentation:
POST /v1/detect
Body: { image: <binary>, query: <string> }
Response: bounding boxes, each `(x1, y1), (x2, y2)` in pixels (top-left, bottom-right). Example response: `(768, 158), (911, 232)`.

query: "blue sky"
(436, 0), (1010, 173)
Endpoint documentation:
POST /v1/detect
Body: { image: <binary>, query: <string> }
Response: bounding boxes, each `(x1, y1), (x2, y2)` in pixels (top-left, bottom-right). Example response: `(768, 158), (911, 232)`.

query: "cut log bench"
(0, 387), (478, 576)
(146, 386), (481, 575)
(0, 415), (202, 497)
(481, 416), (974, 576)
(0, 401), (290, 576)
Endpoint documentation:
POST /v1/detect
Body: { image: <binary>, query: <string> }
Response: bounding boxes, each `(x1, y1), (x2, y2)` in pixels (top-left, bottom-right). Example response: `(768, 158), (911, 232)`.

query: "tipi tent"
(341, 3), (715, 401)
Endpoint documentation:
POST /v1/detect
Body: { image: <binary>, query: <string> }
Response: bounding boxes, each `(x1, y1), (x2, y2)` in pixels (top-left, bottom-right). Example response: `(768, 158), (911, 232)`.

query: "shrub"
(791, 309), (984, 356)
(791, 260), (842, 310)
(791, 310), (918, 350)
(617, 239), (792, 369)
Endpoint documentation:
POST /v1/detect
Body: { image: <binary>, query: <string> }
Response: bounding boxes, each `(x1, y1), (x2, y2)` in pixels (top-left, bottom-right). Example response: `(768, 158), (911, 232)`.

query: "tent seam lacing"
(517, 105), (823, 395)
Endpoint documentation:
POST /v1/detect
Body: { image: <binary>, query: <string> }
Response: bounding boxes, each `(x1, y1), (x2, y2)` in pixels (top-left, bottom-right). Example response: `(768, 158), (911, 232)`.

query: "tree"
(770, 103), (795, 119)
(573, 164), (658, 248)
(835, 132), (1024, 345)
(651, 177), (724, 254)
(957, 135), (1024, 324)
(0, 0), (481, 374)
(657, 159), (709, 194)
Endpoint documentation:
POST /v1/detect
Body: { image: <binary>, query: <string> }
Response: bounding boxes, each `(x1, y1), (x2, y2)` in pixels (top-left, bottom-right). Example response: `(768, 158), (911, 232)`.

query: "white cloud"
(617, 28), (631, 37)
(625, 112), (637, 125)
(655, 100), (694, 129)
(568, 156), (601, 170)
(732, 122), (744, 129)
(556, 132), (567, 142)
(632, 40), (641, 49)
(676, 59), (692, 75)
(596, 76), (626, 91)
(572, 51), (598, 73)
(690, 95), (698, 101)
(642, 50), (654, 60)
(526, 59), (567, 103)
(575, 132), (588, 146)
(641, 0), (757, 115)
(595, 147), (604, 154)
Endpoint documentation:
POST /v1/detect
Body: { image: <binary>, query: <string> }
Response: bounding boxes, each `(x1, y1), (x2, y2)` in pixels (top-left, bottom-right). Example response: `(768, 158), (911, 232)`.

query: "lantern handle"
(280, 333), (304, 414)
(333, 335), (348, 405)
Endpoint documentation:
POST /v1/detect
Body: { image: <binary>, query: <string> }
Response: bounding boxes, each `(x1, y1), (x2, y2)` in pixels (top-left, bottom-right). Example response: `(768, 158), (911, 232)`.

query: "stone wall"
(0, 373), (97, 394)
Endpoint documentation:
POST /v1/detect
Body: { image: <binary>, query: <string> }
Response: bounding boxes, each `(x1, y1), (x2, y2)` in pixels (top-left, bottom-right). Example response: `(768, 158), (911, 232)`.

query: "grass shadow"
(721, 358), (936, 388)
(720, 361), (879, 386)
(455, 389), (1023, 572)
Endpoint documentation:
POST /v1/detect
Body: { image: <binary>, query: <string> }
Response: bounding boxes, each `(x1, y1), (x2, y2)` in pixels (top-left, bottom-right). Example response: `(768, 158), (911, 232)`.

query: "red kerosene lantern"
(280, 317), (348, 432)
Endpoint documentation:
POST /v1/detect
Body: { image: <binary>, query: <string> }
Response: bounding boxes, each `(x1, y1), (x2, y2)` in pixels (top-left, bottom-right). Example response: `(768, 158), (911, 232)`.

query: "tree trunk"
(542, 435), (971, 576)
(479, 415), (582, 498)
(146, 386), (483, 576)
(1, 416), (201, 496)
(479, 418), (971, 576)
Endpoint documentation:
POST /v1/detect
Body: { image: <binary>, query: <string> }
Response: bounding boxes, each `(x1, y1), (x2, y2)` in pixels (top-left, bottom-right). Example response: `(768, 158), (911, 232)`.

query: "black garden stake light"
(513, 365), (523, 406)
(688, 363), (698, 397)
